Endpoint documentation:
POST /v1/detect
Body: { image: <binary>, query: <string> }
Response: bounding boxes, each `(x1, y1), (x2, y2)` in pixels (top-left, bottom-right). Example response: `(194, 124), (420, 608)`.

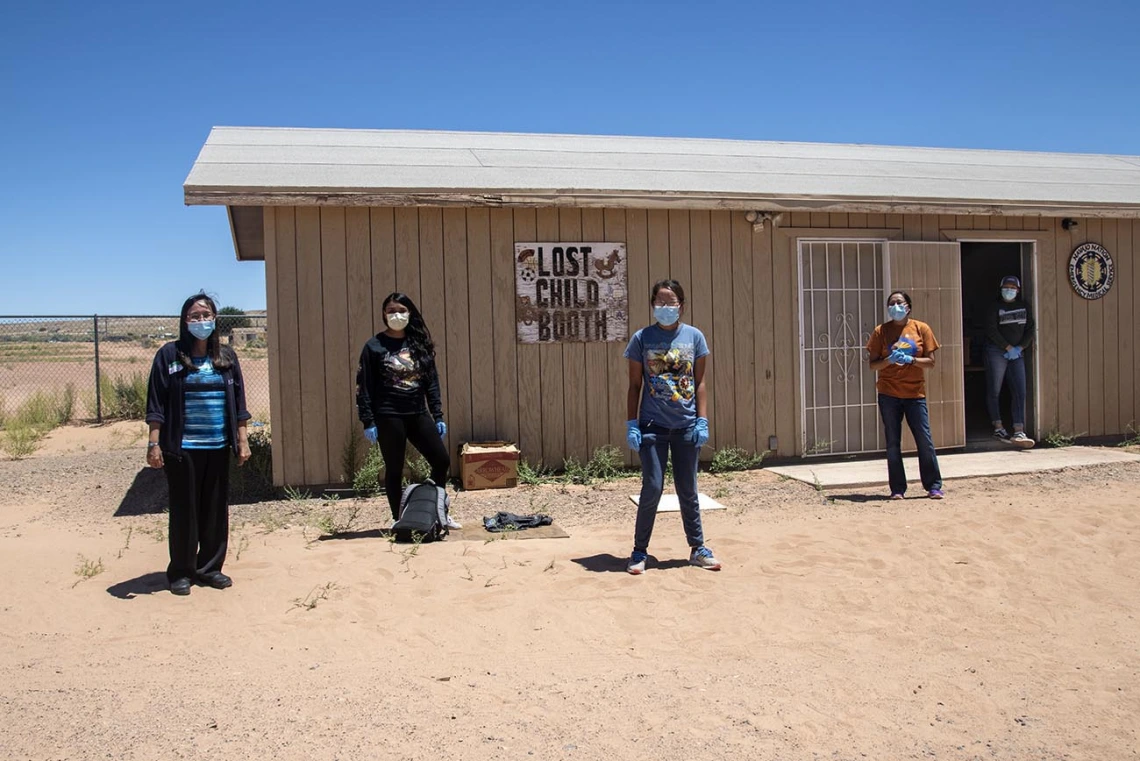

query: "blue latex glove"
(436, 420), (447, 438)
(1008, 346), (1022, 360)
(1003, 348), (1015, 360)
(363, 426), (378, 444)
(889, 350), (914, 366)
(690, 417), (710, 447)
(626, 420), (642, 451)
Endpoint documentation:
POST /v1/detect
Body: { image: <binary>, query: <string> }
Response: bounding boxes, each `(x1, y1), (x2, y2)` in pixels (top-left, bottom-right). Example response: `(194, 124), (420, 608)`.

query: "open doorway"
(960, 242), (1036, 445)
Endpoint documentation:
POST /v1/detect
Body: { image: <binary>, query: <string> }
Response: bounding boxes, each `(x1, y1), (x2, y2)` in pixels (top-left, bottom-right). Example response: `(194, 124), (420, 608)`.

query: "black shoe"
(198, 571), (233, 589)
(170, 578), (192, 596)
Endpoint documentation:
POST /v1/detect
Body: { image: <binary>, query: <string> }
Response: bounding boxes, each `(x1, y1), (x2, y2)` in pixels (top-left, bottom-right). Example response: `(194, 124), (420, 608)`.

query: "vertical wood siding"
(263, 208), (1139, 486)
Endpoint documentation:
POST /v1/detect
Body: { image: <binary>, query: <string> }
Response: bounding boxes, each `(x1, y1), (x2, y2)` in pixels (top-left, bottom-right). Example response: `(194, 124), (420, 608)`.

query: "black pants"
(376, 413), (450, 519)
(163, 447), (230, 582)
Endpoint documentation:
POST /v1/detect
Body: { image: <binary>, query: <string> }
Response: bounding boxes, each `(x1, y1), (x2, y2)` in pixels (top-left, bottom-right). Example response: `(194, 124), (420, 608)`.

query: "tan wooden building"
(186, 128), (1140, 487)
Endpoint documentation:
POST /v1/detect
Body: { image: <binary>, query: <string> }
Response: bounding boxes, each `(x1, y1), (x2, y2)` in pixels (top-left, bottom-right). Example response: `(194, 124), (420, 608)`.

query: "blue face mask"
(887, 304), (908, 322)
(1001, 288), (1018, 302)
(654, 305), (681, 327)
(188, 320), (215, 340)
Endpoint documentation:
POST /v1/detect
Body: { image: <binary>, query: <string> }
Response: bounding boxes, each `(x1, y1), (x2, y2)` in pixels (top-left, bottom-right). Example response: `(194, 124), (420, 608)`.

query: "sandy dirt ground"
(1, 425), (1138, 760)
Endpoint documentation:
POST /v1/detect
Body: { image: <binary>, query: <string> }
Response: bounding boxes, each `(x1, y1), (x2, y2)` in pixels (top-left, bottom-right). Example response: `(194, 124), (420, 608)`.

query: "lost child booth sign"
(515, 242), (628, 344)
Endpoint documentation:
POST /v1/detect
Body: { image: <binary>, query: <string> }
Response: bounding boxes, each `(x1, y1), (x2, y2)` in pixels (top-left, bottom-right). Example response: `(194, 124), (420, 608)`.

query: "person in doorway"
(355, 293), (452, 522)
(984, 275), (1035, 448)
(623, 278), (720, 575)
(866, 291), (944, 500)
(145, 293), (252, 596)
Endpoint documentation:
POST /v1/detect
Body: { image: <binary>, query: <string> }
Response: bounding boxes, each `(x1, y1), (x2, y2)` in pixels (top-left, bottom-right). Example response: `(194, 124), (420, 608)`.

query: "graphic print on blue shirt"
(624, 323), (709, 430)
(182, 357), (228, 449)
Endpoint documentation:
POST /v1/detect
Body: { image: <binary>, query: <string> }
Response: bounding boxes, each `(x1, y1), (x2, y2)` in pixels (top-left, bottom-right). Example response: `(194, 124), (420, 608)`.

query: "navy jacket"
(145, 341), (251, 456)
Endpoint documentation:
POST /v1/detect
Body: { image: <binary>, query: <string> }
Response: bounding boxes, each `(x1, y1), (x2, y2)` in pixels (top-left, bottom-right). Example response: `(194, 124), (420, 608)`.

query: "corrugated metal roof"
(184, 126), (1140, 217)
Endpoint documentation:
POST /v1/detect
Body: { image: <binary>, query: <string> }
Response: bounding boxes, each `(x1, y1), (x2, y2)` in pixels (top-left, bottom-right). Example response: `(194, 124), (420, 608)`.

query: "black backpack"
(391, 480), (451, 543)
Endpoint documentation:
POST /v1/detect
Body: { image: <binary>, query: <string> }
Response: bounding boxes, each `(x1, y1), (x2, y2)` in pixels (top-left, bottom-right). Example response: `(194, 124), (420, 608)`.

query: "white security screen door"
(798, 240), (888, 455)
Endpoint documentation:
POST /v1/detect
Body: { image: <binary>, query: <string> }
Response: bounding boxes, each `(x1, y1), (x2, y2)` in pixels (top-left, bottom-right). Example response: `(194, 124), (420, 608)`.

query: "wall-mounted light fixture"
(1062, 218), (1079, 231)
(745, 211), (782, 232)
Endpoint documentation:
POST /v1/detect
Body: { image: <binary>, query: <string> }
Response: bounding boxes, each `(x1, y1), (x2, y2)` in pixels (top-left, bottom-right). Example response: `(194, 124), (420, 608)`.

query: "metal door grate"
(798, 240), (887, 456)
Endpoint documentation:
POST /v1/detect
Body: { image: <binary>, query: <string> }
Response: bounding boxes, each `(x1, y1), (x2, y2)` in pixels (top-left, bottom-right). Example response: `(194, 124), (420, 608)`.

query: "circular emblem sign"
(1069, 243), (1114, 300)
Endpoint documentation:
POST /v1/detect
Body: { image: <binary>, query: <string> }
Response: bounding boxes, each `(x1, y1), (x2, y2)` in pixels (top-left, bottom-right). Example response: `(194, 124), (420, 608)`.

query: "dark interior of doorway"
(960, 242), (1035, 445)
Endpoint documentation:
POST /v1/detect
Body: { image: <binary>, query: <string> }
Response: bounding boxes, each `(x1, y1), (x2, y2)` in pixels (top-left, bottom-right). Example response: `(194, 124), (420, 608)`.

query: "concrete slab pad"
(767, 446), (1140, 489)
(628, 493), (727, 512)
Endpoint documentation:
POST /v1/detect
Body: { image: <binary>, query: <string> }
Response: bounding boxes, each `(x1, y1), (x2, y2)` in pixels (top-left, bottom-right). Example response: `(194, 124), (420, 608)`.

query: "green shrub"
(230, 425), (274, 500)
(518, 459), (554, 485)
(561, 446), (629, 485)
(101, 371), (148, 420)
(353, 444), (384, 496)
(709, 446), (767, 473)
(561, 456), (591, 485)
(1, 426), (43, 459)
(405, 452), (431, 485)
(586, 445), (626, 481)
(1043, 430), (1081, 448)
(8, 386), (74, 432)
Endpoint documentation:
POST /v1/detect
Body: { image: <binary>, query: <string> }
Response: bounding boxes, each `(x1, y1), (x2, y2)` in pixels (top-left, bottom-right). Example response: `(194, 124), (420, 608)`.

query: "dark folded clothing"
(482, 512), (553, 532)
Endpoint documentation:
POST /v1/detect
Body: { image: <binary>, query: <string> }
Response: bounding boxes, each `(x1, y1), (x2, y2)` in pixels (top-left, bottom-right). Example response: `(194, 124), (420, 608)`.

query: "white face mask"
(385, 311), (410, 331)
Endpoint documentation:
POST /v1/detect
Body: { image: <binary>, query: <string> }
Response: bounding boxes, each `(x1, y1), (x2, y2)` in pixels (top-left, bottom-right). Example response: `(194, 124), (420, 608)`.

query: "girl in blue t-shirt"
(623, 279), (721, 574)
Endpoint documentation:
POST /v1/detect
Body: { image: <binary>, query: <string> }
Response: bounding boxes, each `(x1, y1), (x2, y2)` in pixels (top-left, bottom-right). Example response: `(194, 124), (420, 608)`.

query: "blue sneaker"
(689, 546), (722, 571)
(627, 551), (648, 575)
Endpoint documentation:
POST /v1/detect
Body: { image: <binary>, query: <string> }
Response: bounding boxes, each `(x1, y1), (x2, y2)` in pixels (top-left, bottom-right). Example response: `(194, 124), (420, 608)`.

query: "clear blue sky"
(3, 0), (1139, 315)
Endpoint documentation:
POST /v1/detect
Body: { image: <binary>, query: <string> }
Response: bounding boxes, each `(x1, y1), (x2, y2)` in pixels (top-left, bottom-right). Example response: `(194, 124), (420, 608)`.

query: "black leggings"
(376, 413), (451, 519)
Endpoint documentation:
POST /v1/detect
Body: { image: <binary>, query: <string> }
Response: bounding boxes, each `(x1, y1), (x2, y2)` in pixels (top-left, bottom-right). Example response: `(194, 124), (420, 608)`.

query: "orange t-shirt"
(865, 318), (940, 399)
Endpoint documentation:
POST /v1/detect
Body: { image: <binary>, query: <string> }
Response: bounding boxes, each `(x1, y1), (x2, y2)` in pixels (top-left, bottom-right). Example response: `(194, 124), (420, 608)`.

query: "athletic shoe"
(1010, 432), (1034, 448)
(928, 489), (944, 500)
(890, 493), (905, 500)
(627, 551), (648, 575)
(993, 427), (1010, 441)
(445, 516), (463, 530)
(689, 546), (722, 571)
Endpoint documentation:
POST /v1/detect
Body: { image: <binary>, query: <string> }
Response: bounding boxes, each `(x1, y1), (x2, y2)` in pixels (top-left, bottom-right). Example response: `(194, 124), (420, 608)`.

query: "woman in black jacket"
(145, 293), (252, 595)
(984, 275), (1035, 448)
(356, 293), (451, 520)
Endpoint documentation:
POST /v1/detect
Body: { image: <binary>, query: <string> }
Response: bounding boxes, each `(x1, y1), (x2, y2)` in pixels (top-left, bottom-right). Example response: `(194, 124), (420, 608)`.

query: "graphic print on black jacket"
(355, 333), (444, 426)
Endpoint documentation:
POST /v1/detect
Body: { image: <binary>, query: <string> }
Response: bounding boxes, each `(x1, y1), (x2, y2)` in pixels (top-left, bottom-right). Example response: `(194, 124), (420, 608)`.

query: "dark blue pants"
(984, 344), (1027, 430)
(633, 423), (704, 553)
(877, 394), (943, 496)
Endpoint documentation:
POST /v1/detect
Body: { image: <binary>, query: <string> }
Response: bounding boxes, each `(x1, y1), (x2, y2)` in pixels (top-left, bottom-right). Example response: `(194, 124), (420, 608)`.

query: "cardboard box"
(460, 441), (521, 490)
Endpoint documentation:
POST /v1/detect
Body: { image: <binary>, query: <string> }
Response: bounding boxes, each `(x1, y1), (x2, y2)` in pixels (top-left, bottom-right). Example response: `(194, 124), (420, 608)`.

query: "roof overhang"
(188, 127), (1140, 260)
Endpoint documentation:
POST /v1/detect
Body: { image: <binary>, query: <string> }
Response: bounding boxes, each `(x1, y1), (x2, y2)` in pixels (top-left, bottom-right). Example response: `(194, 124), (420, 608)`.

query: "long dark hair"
(177, 292), (232, 370)
(381, 292), (436, 368)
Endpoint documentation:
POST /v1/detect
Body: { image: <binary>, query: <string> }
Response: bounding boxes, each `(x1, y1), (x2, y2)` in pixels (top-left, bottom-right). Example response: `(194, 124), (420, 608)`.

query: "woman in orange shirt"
(865, 291), (944, 500)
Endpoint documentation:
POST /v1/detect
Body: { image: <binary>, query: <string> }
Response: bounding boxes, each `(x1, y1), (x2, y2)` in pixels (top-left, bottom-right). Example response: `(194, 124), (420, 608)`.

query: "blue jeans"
(877, 394), (943, 496)
(633, 423), (704, 553)
(983, 344), (1027, 430)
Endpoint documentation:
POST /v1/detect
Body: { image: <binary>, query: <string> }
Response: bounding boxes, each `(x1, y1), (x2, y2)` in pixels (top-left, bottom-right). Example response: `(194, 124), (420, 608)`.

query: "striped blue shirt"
(182, 357), (228, 449)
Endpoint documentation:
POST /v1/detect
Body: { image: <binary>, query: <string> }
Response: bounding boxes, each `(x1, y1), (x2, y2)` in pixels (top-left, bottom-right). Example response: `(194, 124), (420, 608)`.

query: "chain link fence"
(0, 315), (271, 425)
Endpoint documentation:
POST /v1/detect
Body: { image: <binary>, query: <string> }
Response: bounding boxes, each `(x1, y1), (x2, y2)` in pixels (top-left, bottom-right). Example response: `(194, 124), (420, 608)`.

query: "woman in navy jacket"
(145, 293), (251, 596)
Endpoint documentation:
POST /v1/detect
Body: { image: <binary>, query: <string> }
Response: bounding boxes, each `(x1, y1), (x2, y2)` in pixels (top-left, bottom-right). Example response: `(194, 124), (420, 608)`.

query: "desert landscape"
(0, 423), (1138, 760)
